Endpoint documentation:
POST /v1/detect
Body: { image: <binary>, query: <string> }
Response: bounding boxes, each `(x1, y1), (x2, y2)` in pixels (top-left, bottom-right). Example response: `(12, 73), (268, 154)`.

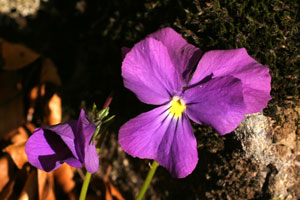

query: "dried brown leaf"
(0, 178), (15, 199)
(0, 71), (24, 138)
(18, 170), (38, 200)
(105, 184), (113, 200)
(0, 159), (29, 199)
(10, 126), (29, 144)
(205, 2), (212, 7)
(0, 155), (11, 192)
(40, 58), (62, 86)
(103, 165), (125, 200)
(4, 123), (33, 144)
(25, 122), (35, 133)
(38, 169), (55, 200)
(3, 142), (28, 169)
(105, 182), (125, 200)
(46, 93), (62, 125)
(54, 163), (75, 194)
(27, 85), (40, 122)
(0, 38), (39, 70)
(108, 183), (125, 200)
(27, 84), (47, 122)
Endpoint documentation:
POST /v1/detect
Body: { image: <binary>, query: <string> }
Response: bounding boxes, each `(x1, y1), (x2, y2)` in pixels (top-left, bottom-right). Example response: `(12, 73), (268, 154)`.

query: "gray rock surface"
(0, 0), (40, 17)
(235, 103), (300, 199)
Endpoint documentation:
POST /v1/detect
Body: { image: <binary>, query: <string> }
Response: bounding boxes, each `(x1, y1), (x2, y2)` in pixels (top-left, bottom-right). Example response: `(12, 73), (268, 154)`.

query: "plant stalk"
(79, 171), (92, 200)
(136, 160), (159, 200)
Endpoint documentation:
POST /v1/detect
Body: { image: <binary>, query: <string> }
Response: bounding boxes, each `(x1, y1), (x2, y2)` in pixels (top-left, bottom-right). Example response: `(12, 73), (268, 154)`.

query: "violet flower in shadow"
(38, 129), (75, 172)
(25, 109), (99, 173)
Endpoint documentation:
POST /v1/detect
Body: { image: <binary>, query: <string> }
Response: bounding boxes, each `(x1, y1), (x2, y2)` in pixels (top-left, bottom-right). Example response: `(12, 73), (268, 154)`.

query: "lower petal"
(76, 109), (99, 173)
(157, 115), (198, 178)
(119, 105), (198, 178)
(84, 144), (99, 173)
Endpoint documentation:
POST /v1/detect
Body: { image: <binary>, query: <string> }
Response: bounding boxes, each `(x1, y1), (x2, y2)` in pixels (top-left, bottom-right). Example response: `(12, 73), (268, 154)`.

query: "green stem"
(79, 171), (92, 200)
(136, 160), (159, 200)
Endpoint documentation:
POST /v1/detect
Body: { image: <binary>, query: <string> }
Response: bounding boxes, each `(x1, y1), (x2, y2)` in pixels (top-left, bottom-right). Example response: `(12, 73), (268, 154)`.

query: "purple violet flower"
(25, 109), (99, 173)
(119, 27), (271, 178)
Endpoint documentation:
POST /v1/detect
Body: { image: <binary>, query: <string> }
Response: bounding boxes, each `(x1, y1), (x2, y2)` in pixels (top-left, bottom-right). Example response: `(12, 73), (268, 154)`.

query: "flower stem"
(79, 171), (92, 200)
(136, 160), (159, 200)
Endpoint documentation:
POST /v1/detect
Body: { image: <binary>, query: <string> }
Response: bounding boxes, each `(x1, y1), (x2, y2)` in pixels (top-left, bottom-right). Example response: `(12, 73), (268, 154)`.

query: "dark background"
(0, 0), (299, 199)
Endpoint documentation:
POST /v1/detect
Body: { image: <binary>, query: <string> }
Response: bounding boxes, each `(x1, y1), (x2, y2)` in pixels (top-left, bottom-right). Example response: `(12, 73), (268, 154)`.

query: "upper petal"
(184, 76), (246, 135)
(45, 120), (79, 160)
(119, 105), (198, 178)
(189, 48), (271, 113)
(122, 37), (183, 105)
(25, 128), (81, 172)
(148, 27), (202, 83)
(75, 109), (99, 173)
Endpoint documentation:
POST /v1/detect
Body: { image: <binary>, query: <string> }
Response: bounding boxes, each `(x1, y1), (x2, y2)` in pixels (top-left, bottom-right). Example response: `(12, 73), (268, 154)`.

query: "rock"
(0, 0), (40, 17)
(235, 102), (300, 199)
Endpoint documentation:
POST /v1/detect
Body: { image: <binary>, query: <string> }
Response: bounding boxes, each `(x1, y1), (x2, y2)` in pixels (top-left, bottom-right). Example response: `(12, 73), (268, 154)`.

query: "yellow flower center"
(169, 96), (186, 118)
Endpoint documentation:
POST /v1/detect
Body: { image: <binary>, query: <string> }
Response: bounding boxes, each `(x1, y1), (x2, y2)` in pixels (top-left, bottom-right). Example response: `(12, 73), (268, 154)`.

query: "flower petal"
(157, 115), (198, 178)
(119, 105), (170, 158)
(75, 109), (99, 173)
(119, 105), (198, 178)
(25, 128), (81, 172)
(122, 37), (183, 105)
(148, 27), (202, 83)
(189, 48), (271, 113)
(184, 76), (246, 135)
(45, 120), (79, 160)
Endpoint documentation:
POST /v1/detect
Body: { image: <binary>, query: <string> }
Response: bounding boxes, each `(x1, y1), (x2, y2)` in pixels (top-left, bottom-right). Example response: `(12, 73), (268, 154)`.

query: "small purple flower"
(119, 27), (271, 178)
(25, 109), (99, 173)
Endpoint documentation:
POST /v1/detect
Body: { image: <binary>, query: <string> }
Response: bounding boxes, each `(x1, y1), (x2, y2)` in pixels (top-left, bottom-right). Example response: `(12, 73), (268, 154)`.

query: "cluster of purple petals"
(118, 27), (271, 178)
(25, 27), (271, 178)
(25, 109), (99, 173)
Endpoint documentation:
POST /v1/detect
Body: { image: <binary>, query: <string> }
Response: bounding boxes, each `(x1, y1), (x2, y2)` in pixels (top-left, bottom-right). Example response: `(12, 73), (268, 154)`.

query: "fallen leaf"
(0, 155), (12, 192)
(54, 163), (76, 199)
(38, 169), (56, 200)
(25, 122), (35, 133)
(46, 93), (62, 125)
(26, 57), (61, 123)
(103, 165), (125, 200)
(27, 86), (40, 122)
(3, 142), (28, 169)
(205, 2), (212, 7)
(2, 125), (26, 143)
(108, 183), (125, 200)
(18, 170), (38, 200)
(27, 83), (47, 123)
(0, 157), (29, 199)
(105, 184), (113, 200)
(10, 126), (30, 144)
(0, 38), (39, 70)
(0, 178), (15, 199)
(0, 71), (24, 139)
(2, 125), (32, 170)
(40, 58), (62, 86)
(105, 183), (125, 200)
